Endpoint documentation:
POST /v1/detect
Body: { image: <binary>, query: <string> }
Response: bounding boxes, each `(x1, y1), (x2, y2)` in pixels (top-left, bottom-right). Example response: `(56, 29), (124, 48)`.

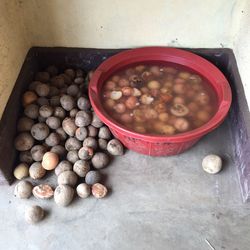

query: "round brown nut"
(98, 126), (112, 140)
(31, 145), (47, 161)
(14, 180), (33, 199)
(77, 97), (91, 111)
(67, 150), (79, 164)
(64, 68), (75, 79)
(22, 91), (38, 106)
(29, 162), (46, 179)
(57, 171), (78, 187)
(14, 132), (34, 151)
(49, 86), (60, 97)
(85, 170), (101, 185)
(29, 81), (41, 91)
(35, 71), (50, 82)
(13, 163), (29, 180)
(54, 107), (66, 119)
(19, 151), (33, 164)
(46, 65), (58, 76)
(91, 152), (109, 169)
(50, 145), (67, 159)
(65, 137), (81, 151)
(69, 108), (79, 118)
(78, 146), (94, 160)
(62, 118), (77, 137)
(75, 127), (88, 141)
(87, 125), (98, 137)
(91, 112), (103, 128)
(83, 137), (98, 150)
(37, 97), (49, 106)
(25, 205), (45, 224)
(42, 152), (59, 170)
(98, 139), (107, 150)
(32, 184), (54, 199)
(46, 116), (61, 130)
(67, 84), (79, 97)
(31, 123), (50, 141)
(54, 185), (74, 206)
(17, 117), (35, 132)
(24, 104), (39, 119)
(73, 160), (90, 177)
(92, 183), (108, 199)
(76, 183), (90, 198)
(60, 95), (76, 111)
(56, 127), (67, 141)
(45, 132), (61, 147)
(35, 83), (50, 97)
(55, 160), (72, 176)
(75, 111), (92, 127)
(107, 139), (124, 156)
(50, 95), (61, 107)
(39, 105), (53, 118)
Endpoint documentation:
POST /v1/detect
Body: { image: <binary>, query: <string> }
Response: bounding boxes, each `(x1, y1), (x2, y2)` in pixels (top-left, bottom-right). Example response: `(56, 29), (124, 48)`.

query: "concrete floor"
(0, 119), (250, 250)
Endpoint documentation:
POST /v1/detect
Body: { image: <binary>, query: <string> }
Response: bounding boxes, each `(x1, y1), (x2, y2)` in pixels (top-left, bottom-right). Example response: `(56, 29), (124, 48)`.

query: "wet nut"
(17, 117), (35, 132)
(174, 118), (190, 132)
(55, 160), (73, 176)
(121, 86), (133, 96)
(161, 124), (176, 135)
(77, 97), (91, 110)
(24, 104), (39, 119)
(25, 205), (45, 224)
(114, 103), (126, 113)
(32, 184), (54, 199)
(98, 138), (108, 150)
(83, 137), (98, 150)
(45, 132), (60, 147)
(50, 145), (66, 159)
(19, 151), (33, 164)
(120, 113), (133, 123)
(62, 117), (77, 136)
(60, 95), (76, 111)
(31, 145), (47, 161)
(78, 146), (94, 160)
(50, 96), (61, 107)
(58, 170), (78, 187)
(31, 123), (50, 141)
(22, 91), (37, 106)
(85, 170), (101, 185)
(145, 109), (158, 120)
(15, 132), (34, 151)
(125, 96), (138, 109)
(178, 71), (191, 79)
(67, 84), (79, 97)
(170, 104), (189, 117)
(73, 160), (90, 177)
(35, 83), (50, 97)
(39, 105), (53, 118)
(91, 152), (109, 169)
(202, 154), (222, 174)
(46, 116), (61, 130)
(75, 111), (92, 127)
(65, 137), (81, 151)
(14, 180), (33, 199)
(56, 127), (67, 141)
(105, 81), (116, 90)
(173, 96), (185, 104)
(118, 78), (129, 87)
(13, 163), (29, 180)
(69, 108), (79, 118)
(173, 82), (185, 94)
(197, 110), (210, 122)
(87, 125), (98, 137)
(91, 112), (103, 128)
(98, 126), (111, 140)
(42, 152), (59, 170)
(67, 150), (79, 164)
(133, 88), (141, 97)
(107, 139), (124, 156)
(76, 183), (91, 198)
(75, 127), (88, 141)
(92, 183), (108, 199)
(54, 185), (75, 207)
(53, 107), (66, 119)
(195, 92), (210, 105)
(29, 162), (46, 179)
(189, 74), (202, 84)
(147, 80), (160, 89)
(158, 112), (169, 122)
(35, 71), (50, 82)
(37, 97), (49, 106)
(140, 94), (154, 105)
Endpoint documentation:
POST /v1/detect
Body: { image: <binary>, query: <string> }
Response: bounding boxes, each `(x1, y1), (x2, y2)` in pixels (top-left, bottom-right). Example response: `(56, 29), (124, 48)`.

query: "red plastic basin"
(89, 47), (232, 156)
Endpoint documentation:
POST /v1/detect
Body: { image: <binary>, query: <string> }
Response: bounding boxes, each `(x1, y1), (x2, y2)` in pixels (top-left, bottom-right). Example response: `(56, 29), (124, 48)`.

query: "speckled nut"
(31, 123), (50, 141)
(55, 160), (73, 176)
(29, 162), (46, 179)
(75, 111), (92, 127)
(73, 160), (90, 177)
(67, 150), (79, 164)
(91, 152), (109, 169)
(57, 170), (78, 187)
(31, 145), (47, 161)
(202, 154), (222, 174)
(39, 105), (53, 118)
(92, 183), (108, 199)
(98, 126), (112, 140)
(98, 138), (108, 150)
(65, 137), (81, 151)
(54, 184), (75, 207)
(25, 205), (45, 224)
(91, 113), (103, 128)
(76, 183), (91, 198)
(19, 151), (33, 164)
(83, 137), (98, 150)
(85, 170), (101, 185)
(13, 163), (29, 180)
(75, 127), (88, 141)
(77, 97), (91, 110)
(14, 132), (34, 151)
(14, 180), (33, 199)
(60, 95), (76, 111)
(78, 146), (94, 160)
(32, 184), (54, 199)
(42, 152), (59, 170)
(24, 104), (39, 119)
(107, 139), (124, 156)
(62, 118), (77, 137)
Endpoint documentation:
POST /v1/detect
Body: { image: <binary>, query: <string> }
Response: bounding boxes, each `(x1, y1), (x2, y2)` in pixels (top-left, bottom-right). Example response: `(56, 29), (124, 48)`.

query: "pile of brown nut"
(13, 66), (124, 224)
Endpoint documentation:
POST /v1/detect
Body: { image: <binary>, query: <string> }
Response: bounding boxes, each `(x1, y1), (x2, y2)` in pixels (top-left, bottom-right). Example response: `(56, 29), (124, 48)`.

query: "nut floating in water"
(92, 183), (108, 199)
(25, 205), (45, 224)
(14, 180), (33, 199)
(32, 184), (54, 199)
(202, 154), (222, 174)
(42, 152), (59, 170)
